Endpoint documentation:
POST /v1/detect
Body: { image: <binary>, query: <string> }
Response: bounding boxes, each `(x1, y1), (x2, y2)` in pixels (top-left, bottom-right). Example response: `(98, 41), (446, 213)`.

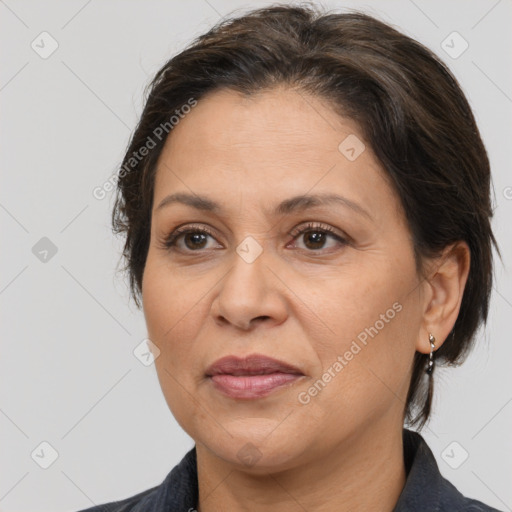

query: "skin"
(142, 86), (470, 512)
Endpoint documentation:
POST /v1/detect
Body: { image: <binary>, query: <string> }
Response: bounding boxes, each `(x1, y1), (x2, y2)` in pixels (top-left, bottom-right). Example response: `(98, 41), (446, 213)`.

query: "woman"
(78, 3), (503, 511)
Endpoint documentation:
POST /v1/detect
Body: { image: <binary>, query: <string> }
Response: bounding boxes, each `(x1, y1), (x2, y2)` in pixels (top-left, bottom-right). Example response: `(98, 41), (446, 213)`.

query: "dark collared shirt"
(76, 429), (503, 511)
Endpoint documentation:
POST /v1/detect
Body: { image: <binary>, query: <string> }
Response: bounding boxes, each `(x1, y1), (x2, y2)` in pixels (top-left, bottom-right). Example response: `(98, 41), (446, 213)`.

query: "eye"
(160, 224), (220, 252)
(288, 222), (349, 252)
(158, 222), (349, 254)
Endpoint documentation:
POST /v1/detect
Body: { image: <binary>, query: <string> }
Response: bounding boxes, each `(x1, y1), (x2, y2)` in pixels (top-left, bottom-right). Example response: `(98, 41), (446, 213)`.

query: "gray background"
(1, 0), (511, 510)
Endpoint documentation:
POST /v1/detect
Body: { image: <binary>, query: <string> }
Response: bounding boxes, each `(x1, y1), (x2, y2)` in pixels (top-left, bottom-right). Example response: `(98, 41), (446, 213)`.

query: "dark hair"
(111, 2), (500, 429)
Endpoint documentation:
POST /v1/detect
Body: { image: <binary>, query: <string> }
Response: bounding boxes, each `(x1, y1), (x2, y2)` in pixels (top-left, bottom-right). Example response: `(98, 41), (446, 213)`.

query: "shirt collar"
(392, 428), (442, 511)
(151, 428), (445, 511)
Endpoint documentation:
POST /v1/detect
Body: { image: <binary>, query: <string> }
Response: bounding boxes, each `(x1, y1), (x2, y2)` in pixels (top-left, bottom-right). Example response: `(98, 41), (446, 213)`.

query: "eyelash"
(159, 222), (349, 254)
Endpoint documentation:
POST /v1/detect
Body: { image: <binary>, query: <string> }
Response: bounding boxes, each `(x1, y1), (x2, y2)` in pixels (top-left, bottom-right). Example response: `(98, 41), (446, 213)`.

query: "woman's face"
(142, 87), (427, 471)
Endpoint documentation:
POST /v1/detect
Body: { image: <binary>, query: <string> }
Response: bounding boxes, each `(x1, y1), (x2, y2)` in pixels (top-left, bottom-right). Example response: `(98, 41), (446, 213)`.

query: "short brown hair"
(112, 2), (500, 429)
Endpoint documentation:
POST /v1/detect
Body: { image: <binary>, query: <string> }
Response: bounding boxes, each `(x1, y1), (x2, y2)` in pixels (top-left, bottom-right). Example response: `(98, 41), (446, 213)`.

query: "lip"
(205, 354), (305, 400)
(205, 354), (304, 377)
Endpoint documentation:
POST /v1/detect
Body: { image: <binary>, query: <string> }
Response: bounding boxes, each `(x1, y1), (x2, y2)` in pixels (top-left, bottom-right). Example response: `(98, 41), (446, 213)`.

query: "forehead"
(159, 86), (364, 161)
(152, 87), (400, 222)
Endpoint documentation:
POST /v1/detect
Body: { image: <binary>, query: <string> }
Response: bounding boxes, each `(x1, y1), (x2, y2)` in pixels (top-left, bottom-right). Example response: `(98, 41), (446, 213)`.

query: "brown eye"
(180, 232), (209, 250)
(159, 222), (348, 255)
(161, 225), (219, 252)
(289, 222), (348, 252)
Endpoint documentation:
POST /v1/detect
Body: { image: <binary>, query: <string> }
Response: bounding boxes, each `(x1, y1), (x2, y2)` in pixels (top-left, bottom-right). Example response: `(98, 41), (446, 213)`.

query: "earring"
(426, 333), (436, 375)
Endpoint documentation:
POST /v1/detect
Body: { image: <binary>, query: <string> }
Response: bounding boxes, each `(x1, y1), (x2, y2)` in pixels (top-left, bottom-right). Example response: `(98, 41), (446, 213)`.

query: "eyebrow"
(155, 192), (373, 221)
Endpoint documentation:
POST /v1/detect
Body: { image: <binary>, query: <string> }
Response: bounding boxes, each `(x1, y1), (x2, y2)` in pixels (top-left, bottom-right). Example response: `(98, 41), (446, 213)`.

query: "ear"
(416, 241), (471, 354)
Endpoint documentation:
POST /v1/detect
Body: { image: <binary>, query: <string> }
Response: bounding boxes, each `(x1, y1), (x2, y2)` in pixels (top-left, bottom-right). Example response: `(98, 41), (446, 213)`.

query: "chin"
(198, 425), (311, 473)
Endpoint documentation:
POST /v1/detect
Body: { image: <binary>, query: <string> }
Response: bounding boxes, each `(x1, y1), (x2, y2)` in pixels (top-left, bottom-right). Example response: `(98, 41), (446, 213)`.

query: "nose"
(210, 245), (288, 331)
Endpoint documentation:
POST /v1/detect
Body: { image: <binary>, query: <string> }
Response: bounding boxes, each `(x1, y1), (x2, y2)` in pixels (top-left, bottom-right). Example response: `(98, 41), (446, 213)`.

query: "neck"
(195, 419), (407, 512)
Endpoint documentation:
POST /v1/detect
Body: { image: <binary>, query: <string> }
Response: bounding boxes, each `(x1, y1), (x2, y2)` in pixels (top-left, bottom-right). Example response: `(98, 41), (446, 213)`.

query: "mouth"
(205, 354), (305, 399)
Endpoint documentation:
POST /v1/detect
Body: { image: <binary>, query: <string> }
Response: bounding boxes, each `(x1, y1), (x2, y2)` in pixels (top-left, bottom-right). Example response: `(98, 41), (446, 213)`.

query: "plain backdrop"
(1, 0), (511, 511)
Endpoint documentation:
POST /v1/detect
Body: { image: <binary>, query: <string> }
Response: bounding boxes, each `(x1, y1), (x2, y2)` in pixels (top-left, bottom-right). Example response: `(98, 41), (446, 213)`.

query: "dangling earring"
(426, 333), (436, 375)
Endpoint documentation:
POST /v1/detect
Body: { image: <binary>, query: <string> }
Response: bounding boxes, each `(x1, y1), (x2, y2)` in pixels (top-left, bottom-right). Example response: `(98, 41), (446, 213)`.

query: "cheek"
(142, 255), (204, 370)
(291, 259), (411, 347)
(294, 301), (417, 442)
(142, 256), (212, 431)
(295, 255), (420, 408)
(143, 249), (204, 332)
